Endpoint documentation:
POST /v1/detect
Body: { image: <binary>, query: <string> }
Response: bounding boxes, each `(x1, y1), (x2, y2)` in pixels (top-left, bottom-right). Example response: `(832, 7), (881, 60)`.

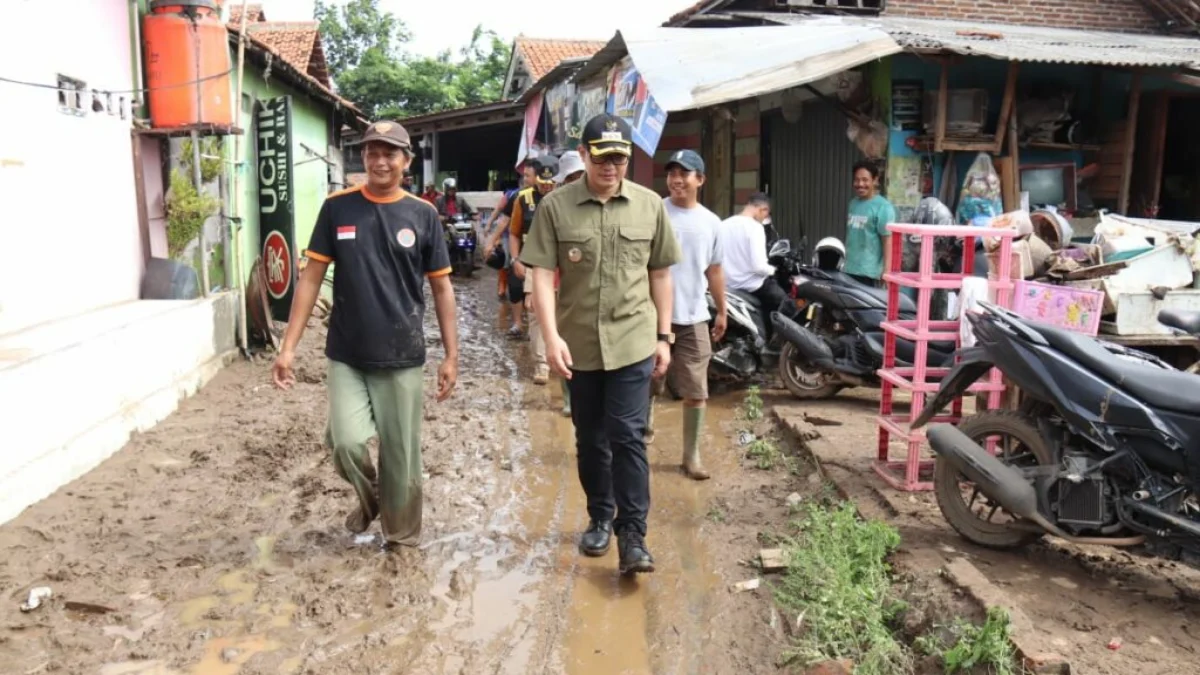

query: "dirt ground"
(776, 389), (1200, 675)
(0, 275), (821, 675)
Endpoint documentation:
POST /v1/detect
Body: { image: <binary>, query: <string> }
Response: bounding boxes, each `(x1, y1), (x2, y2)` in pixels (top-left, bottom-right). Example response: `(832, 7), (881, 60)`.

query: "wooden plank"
(130, 132), (152, 264)
(1118, 72), (1143, 215)
(1008, 102), (1020, 198)
(935, 61), (949, 154)
(994, 61), (1019, 153)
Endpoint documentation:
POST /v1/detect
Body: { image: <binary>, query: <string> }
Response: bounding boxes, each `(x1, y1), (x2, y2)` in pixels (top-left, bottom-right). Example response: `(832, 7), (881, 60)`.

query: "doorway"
(1157, 97), (1200, 221)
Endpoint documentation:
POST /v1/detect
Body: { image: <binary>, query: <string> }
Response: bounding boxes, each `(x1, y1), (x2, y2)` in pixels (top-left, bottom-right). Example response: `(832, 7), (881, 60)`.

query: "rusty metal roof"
(733, 12), (1200, 68)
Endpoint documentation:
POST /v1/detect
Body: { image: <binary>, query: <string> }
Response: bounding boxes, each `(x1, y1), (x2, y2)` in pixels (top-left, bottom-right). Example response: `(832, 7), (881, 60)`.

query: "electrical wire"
(0, 66), (235, 95)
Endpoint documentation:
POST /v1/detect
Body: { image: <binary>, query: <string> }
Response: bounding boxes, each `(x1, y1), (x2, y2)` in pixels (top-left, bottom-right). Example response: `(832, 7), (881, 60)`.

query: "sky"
(259, 0), (683, 58)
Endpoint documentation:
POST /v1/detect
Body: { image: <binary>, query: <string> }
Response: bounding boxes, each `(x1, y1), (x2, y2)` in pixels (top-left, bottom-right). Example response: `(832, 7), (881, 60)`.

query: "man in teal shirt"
(844, 160), (897, 286)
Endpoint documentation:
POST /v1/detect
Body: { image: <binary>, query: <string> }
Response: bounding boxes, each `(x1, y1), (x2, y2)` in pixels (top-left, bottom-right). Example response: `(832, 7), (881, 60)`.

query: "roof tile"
(514, 38), (607, 81)
(244, 22), (331, 87)
(227, 3), (265, 25)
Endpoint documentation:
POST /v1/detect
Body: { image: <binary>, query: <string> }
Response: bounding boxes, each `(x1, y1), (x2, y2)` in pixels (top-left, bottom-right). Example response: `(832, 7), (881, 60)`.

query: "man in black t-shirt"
(272, 120), (459, 549)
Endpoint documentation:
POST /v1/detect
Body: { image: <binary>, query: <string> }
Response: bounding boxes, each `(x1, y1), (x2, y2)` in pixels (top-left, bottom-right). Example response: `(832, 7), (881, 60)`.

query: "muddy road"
(0, 277), (797, 675)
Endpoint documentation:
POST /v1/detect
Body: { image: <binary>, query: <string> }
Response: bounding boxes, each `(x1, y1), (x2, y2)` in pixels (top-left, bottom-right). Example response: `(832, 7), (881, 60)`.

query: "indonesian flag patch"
(337, 226), (356, 240)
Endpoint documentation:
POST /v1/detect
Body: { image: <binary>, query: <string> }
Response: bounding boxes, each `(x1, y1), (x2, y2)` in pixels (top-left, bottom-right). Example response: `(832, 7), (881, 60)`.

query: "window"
(57, 74), (86, 116)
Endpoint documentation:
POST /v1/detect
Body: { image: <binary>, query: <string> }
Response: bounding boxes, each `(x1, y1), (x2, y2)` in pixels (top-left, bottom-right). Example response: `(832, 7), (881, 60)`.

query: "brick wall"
(887, 0), (1159, 33)
(733, 100), (761, 208)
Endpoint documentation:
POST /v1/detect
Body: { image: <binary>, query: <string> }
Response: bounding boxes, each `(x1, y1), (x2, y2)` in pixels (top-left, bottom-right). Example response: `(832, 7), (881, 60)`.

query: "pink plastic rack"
(874, 223), (1016, 492)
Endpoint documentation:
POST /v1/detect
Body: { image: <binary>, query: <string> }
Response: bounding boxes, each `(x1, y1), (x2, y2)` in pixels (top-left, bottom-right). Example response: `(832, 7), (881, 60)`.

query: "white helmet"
(442, 177), (457, 190)
(813, 236), (846, 271)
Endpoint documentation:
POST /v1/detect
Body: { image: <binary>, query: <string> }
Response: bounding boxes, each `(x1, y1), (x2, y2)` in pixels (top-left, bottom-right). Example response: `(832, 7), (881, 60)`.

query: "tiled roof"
(231, 27), (365, 125)
(244, 22), (331, 87)
(513, 38), (607, 81)
(228, 3), (265, 25)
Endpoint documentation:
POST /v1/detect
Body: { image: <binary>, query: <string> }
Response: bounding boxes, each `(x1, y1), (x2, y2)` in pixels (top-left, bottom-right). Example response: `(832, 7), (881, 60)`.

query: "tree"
(315, 0), (511, 119)
(315, 0), (409, 76)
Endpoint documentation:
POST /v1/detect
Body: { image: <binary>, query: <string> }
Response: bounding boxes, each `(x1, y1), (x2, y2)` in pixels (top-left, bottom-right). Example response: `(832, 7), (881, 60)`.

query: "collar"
(574, 177), (629, 205)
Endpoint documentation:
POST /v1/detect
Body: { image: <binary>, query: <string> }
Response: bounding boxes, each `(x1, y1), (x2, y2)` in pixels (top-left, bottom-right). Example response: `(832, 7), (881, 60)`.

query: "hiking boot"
(533, 364), (550, 385)
(618, 531), (655, 575)
(579, 520), (612, 557)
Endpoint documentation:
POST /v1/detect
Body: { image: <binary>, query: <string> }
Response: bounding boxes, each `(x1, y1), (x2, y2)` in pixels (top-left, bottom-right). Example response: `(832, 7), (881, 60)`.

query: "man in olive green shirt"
(521, 114), (681, 576)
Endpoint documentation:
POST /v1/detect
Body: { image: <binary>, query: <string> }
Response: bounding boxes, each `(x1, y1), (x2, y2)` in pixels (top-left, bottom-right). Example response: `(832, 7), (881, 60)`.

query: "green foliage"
(774, 502), (911, 675)
(179, 137), (221, 184)
(747, 437), (784, 471)
(743, 385), (764, 422)
(935, 608), (1019, 675)
(166, 169), (219, 260)
(315, 0), (510, 118)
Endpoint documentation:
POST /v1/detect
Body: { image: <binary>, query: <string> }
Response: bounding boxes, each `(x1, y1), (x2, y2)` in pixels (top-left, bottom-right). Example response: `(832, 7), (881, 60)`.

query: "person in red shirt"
(421, 182), (440, 205)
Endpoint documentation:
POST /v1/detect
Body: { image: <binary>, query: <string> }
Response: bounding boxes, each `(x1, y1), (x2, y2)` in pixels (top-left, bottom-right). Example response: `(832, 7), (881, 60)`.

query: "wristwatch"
(657, 332), (675, 345)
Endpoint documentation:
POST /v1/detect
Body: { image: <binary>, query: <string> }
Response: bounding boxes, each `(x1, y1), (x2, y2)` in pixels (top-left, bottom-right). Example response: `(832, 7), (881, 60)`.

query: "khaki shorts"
(653, 322), (712, 401)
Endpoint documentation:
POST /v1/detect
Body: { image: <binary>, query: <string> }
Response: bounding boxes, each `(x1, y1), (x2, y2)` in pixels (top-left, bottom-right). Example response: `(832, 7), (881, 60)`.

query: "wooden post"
(191, 128), (211, 297)
(1118, 72), (1143, 215)
(935, 60), (949, 154)
(993, 61), (1019, 154)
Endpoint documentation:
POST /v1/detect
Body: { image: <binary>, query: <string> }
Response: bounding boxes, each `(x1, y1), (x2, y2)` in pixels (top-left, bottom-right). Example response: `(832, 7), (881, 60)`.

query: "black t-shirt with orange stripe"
(305, 186), (451, 370)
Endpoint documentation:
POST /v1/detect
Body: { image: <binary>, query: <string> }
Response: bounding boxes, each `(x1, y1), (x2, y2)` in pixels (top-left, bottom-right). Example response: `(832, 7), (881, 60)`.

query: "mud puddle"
(0, 273), (798, 675)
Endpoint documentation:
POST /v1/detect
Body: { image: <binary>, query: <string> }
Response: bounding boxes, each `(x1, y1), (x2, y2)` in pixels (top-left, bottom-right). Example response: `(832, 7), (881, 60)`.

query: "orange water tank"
(143, 0), (233, 129)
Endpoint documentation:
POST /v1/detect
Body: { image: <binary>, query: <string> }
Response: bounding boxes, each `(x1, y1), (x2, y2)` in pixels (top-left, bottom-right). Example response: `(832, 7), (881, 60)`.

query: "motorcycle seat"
(1031, 321), (1200, 413)
(1159, 309), (1200, 336)
(826, 272), (917, 313)
(729, 289), (762, 307)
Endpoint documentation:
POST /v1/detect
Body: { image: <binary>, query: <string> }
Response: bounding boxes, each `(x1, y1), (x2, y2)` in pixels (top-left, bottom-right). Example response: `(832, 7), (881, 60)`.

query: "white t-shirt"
(664, 198), (723, 326)
(719, 214), (774, 292)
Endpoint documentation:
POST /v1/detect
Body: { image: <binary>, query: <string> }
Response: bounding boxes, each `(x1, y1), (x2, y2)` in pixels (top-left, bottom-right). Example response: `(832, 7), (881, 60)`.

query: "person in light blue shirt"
(844, 160), (898, 286)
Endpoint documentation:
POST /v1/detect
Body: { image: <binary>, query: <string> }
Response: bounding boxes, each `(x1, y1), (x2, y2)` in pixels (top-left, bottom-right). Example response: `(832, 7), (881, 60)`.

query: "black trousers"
(751, 278), (794, 317)
(566, 356), (654, 536)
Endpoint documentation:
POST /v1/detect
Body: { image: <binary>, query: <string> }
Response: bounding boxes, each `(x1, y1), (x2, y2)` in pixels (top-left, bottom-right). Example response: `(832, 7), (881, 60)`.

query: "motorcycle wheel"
(933, 411), (1052, 550)
(778, 341), (843, 400)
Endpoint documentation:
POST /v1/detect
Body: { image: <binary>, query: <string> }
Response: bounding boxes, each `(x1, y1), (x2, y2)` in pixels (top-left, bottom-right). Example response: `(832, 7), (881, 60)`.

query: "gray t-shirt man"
(664, 197), (723, 325)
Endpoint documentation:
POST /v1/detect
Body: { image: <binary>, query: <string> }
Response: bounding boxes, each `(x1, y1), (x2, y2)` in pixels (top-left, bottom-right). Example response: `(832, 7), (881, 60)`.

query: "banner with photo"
(571, 81), (608, 147)
(544, 80), (576, 154)
(605, 56), (667, 156)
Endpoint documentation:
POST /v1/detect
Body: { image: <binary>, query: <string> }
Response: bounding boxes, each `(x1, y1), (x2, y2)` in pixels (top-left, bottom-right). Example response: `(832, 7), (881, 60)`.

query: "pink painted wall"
(0, 0), (142, 335)
(143, 138), (169, 259)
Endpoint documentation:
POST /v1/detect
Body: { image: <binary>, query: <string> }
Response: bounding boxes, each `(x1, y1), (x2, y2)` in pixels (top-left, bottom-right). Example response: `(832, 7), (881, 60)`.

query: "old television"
(1020, 163), (1078, 211)
(922, 89), (988, 135)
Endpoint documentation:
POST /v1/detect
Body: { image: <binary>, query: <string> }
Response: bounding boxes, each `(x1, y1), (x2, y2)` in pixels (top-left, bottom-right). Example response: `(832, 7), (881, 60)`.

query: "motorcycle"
(914, 301), (1200, 560)
(443, 214), (478, 277)
(703, 237), (810, 391)
(770, 240), (956, 399)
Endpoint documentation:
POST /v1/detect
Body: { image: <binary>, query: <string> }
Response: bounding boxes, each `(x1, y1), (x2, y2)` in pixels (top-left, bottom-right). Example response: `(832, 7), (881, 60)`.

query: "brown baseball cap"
(354, 120), (411, 149)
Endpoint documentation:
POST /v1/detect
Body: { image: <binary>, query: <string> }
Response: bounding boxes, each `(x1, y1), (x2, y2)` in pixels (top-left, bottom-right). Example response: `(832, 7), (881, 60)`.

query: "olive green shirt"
(520, 178), (682, 372)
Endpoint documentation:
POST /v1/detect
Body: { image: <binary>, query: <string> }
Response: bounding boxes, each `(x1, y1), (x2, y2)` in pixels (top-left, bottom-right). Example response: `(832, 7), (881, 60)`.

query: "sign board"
(606, 57), (667, 156)
(256, 96), (295, 321)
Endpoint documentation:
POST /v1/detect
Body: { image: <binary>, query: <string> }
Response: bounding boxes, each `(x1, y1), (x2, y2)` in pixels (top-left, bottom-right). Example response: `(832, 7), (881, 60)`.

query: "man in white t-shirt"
(719, 193), (793, 335)
(648, 149), (727, 480)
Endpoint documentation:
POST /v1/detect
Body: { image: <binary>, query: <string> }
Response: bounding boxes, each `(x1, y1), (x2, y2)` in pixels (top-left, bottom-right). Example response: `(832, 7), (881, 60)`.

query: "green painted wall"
(230, 61), (333, 285)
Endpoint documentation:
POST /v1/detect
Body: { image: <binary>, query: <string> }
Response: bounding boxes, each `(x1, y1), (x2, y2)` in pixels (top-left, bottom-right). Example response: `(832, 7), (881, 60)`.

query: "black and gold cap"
(581, 113), (633, 158)
(533, 155), (559, 185)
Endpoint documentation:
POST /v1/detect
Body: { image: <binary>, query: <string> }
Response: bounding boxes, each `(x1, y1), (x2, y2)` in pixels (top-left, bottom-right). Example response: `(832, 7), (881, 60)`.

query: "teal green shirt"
(844, 195), (897, 280)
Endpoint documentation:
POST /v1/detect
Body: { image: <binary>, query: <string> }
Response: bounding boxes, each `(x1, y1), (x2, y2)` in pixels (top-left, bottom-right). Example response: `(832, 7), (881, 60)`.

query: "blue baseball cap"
(666, 149), (705, 174)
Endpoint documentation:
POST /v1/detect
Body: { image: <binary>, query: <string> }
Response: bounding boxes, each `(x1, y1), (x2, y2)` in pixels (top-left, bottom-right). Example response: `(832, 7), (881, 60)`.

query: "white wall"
(0, 0), (142, 335)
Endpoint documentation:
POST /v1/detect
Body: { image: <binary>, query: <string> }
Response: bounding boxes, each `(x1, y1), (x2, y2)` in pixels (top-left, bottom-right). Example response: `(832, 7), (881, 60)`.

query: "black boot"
(579, 520), (612, 557)
(618, 531), (655, 575)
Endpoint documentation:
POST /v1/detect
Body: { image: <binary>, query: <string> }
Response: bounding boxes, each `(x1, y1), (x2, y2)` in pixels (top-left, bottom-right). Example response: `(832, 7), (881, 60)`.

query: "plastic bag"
(955, 153), (1004, 226)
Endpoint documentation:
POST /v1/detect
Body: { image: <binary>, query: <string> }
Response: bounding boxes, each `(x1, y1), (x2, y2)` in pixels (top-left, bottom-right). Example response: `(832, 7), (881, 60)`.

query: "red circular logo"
(263, 231), (292, 299)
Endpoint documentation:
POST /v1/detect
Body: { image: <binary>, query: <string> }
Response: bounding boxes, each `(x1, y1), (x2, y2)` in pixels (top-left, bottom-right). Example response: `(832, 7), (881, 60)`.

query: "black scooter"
(770, 269), (956, 399)
(914, 302), (1200, 560)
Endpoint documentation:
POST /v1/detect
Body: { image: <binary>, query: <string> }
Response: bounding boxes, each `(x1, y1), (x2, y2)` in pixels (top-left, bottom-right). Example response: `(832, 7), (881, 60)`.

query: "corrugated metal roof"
(732, 12), (1200, 68)
(585, 25), (899, 112)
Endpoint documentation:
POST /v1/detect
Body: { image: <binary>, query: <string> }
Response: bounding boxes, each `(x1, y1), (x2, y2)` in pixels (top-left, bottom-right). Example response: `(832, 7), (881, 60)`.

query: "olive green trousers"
(325, 360), (424, 546)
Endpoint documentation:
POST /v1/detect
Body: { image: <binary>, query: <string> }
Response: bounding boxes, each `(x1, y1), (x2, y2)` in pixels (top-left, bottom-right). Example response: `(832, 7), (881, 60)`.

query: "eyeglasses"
(587, 153), (630, 167)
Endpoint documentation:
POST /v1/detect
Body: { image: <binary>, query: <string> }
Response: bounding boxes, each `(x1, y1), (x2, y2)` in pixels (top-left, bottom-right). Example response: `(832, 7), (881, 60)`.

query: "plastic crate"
(1011, 279), (1103, 336)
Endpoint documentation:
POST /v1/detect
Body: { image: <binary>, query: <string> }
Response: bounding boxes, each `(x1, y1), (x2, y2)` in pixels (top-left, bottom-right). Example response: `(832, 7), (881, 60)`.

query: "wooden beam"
(1167, 71), (1200, 89)
(130, 132), (152, 264)
(1118, 72), (1144, 215)
(993, 61), (1020, 153)
(935, 60), (949, 154)
(1008, 103), (1021, 206)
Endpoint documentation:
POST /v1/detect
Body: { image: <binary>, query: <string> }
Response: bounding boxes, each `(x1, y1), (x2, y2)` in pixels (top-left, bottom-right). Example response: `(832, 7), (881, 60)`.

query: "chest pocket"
(617, 222), (653, 268)
(558, 227), (597, 270)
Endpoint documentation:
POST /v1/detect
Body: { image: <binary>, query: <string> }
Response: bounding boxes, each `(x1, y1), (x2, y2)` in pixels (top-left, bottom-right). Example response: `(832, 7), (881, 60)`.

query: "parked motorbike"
(913, 301), (1200, 561)
(443, 214), (478, 277)
(769, 238), (956, 399)
(703, 237), (809, 391)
